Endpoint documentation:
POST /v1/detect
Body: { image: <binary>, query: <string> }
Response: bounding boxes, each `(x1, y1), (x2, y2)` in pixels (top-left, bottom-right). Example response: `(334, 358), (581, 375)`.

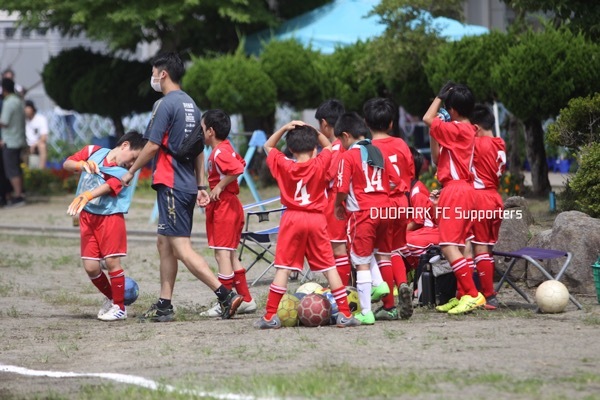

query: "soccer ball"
(535, 280), (569, 313)
(124, 277), (139, 306)
(346, 286), (361, 313)
(321, 291), (340, 325)
(296, 281), (323, 295)
(277, 294), (300, 327)
(294, 292), (307, 302)
(298, 293), (331, 327)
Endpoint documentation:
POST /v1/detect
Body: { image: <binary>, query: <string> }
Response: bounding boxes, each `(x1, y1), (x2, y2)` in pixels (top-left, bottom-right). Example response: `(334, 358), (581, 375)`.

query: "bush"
(547, 93), (600, 149)
(566, 142), (600, 217)
(499, 172), (524, 196)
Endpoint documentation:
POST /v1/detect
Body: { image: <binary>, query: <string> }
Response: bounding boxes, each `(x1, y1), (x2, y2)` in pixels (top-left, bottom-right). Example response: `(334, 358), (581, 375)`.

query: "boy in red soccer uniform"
(315, 99), (351, 286)
(469, 104), (506, 310)
(423, 82), (485, 314)
(364, 97), (414, 320)
(63, 131), (147, 321)
(255, 120), (360, 329)
(199, 109), (256, 317)
(406, 147), (440, 268)
(334, 112), (399, 325)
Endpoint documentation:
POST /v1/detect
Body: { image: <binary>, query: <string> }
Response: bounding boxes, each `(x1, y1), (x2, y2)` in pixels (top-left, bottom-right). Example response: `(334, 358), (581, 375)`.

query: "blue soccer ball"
(124, 277), (139, 306)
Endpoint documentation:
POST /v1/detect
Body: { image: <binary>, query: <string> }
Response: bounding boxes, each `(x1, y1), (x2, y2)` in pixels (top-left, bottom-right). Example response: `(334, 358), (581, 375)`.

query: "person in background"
(24, 100), (49, 169)
(0, 78), (26, 207)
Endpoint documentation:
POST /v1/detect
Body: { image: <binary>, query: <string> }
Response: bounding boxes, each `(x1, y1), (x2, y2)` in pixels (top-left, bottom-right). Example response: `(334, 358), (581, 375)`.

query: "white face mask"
(150, 75), (162, 92)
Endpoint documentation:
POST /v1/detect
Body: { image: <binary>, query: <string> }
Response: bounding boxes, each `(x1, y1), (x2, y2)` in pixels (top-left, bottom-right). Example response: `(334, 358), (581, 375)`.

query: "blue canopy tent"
(246, 0), (489, 54)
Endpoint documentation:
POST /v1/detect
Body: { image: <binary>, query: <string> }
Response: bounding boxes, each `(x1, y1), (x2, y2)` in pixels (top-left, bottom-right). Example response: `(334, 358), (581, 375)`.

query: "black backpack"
(162, 123), (205, 163)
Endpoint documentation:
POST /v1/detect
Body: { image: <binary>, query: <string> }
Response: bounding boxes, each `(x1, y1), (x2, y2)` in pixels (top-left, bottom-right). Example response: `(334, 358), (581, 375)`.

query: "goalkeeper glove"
(67, 191), (94, 216)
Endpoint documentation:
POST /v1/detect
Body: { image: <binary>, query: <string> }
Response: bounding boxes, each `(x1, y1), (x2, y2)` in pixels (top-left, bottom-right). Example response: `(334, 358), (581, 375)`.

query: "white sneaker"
(98, 297), (113, 318)
(237, 299), (257, 314)
(199, 302), (222, 317)
(98, 304), (127, 321)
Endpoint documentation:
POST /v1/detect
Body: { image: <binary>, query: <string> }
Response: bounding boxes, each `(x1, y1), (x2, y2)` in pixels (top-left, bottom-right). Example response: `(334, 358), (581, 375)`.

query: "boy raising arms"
(470, 104), (506, 310)
(255, 121), (360, 329)
(63, 131), (147, 321)
(334, 112), (399, 325)
(423, 82), (485, 314)
(199, 109), (256, 317)
(364, 97), (415, 320)
(314, 99), (351, 285)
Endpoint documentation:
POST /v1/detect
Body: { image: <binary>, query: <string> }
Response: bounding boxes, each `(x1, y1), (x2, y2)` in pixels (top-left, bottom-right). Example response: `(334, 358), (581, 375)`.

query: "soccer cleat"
(98, 304), (127, 321)
(199, 302), (222, 317)
(254, 315), (282, 329)
(448, 292), (486, 315)
(397, 283), (413, 320)
(219, 292), (244, 319)
(371, 282), (390, 302)
(237, 299), (257, 314)
(141, 303), (175, 322)
(484, 295), (500, 311)
(336, 313), (361, 327)
(374, 306), (399, 321)
(98, 297), (113, 318)
(436, 297), (460, 313)
(354, 310), (375, 325)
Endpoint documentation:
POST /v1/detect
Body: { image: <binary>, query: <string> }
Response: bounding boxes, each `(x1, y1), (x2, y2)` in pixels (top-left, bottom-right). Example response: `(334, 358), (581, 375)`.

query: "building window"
(5, 27), (15, 38)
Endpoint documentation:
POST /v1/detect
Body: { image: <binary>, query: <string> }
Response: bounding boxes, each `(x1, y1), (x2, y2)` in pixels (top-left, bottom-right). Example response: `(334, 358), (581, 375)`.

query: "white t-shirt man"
(26, 113), (49, 147)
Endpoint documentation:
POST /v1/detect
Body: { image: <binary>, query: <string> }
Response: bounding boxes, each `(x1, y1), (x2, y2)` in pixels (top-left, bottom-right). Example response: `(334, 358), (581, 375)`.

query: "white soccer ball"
(535, 280), (569, 313)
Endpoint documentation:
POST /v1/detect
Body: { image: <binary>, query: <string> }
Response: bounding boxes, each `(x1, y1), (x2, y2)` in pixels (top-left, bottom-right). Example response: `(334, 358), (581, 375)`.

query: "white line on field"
(0, 363), (277, 400)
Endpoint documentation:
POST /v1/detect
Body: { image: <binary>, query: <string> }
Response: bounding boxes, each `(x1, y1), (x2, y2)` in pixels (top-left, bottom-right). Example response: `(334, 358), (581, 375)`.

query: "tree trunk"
(111, 116), (125, 139)
(507, 113), (522, 177)
(524, 118), (551, 195)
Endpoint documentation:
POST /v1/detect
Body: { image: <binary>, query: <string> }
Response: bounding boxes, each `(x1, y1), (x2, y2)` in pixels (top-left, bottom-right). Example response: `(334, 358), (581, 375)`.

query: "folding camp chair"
(493, 247), (582, 310)
(238, 197), (311, 286)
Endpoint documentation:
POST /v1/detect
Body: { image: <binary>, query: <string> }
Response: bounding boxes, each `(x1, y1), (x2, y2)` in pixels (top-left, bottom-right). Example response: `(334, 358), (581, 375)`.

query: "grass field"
(1, 186), (600, 399)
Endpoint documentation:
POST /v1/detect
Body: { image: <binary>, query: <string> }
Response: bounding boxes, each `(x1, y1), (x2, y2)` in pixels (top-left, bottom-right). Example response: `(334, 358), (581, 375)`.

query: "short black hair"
(470, 104), (495, 131)
(116, 131), (148, 150)
(410, 146), (425, 179)
(1, 78), (15, 94)
(315, 99), (345, 126)
(25, 100), (37, 112)
(334, 112), (370, 139)
(363, 97), (395, 133)
(151, 52), (185, 84)
(202, 109), (231, 141)
(444, 83), (475, 118)
(286, 125), (318, 154)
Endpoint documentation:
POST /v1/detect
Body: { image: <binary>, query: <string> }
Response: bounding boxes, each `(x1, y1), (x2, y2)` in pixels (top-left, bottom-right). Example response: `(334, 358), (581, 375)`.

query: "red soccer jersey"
(410, 180), (435, 227)
(207, 139), (245, 195)
(337, 143), (396, 211)
(472, 136), (507, 190)
(429, 118), (476, 185)
(326, 138), (346, 196)
(266, 148), (331, 212)
(67, 145), (122, 196)
(372, 136), (413, 194)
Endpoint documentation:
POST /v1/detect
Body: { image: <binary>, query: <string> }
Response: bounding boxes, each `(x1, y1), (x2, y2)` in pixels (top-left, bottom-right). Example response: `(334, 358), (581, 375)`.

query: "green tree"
(363, 0), (464, 116)
(183, 49), (277, 132)
(315, 41), (381, 112)
(567, 143), (600, 217)
(2, 0), (330, 55)
(259, 39), (322, 110)
(42, 47), (159, 137)
(490, 26), (600, 195)
(503, 0), (600, 41)
(547, 93), (600, 150)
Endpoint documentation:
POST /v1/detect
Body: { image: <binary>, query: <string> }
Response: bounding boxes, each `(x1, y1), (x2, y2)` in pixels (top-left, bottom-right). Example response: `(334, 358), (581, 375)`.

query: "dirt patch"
(1, 194), (599, 399)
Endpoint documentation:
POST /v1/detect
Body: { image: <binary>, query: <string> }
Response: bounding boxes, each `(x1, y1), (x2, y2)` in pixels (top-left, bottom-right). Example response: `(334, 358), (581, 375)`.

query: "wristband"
(83, 191), (94, 201)
(197, 185), (208, 190)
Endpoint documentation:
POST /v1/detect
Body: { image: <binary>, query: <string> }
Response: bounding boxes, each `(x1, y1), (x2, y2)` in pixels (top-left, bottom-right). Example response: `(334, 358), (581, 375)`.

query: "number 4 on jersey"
(294, 180), (312, 205)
